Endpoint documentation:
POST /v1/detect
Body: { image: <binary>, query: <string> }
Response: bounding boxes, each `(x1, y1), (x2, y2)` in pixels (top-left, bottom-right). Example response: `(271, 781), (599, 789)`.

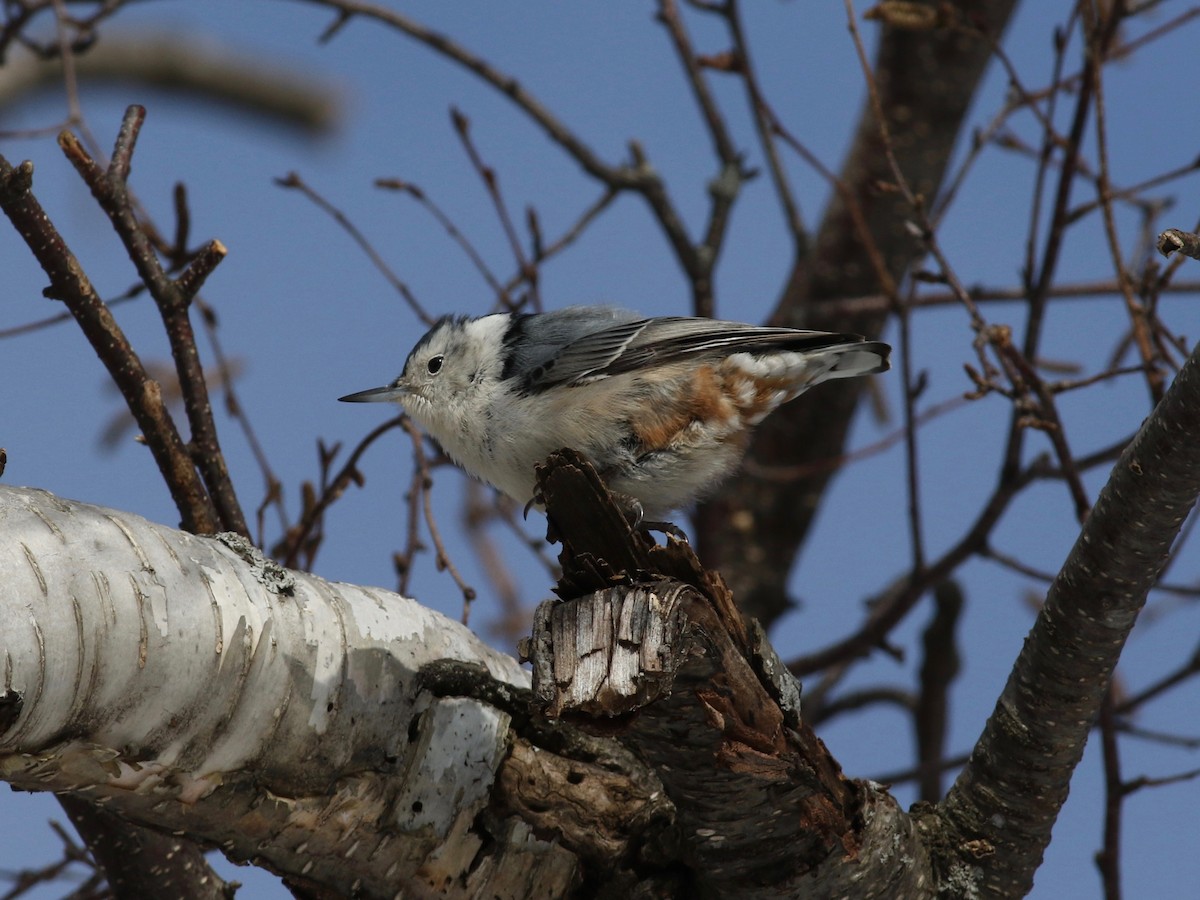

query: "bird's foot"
(612, 493), (689, 543)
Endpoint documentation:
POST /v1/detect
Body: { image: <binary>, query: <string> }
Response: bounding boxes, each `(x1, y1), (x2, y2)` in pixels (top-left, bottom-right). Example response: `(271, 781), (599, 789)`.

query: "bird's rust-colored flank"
(722, 363), (804, 426)
(630, 362), (801, 453)
(630, 365), (730, 452)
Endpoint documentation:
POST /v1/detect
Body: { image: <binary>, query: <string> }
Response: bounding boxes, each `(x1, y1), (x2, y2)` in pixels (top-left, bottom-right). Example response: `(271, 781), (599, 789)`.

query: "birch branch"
(0, 486), (589, 896)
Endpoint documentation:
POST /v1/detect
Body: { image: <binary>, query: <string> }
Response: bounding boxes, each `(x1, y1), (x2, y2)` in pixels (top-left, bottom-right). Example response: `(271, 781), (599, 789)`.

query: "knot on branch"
(0, 159), (34, 201)
(1158, 227), (1200, 261)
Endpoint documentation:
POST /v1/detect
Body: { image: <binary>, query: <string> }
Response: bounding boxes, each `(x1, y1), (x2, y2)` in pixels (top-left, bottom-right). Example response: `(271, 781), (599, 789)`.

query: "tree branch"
(529, 450), (934, 896)
(935, 338), (1200, 896)
(0, 485), (619, 897)
(695, 0), (1022, 624)
(0, 150), (219, 533)
(59, 106), (247, 537)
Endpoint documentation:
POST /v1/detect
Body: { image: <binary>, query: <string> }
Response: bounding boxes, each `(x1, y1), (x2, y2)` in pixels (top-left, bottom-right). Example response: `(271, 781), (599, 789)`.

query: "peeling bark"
(530, 450), (934, 898)
(0, 486), (577, 897)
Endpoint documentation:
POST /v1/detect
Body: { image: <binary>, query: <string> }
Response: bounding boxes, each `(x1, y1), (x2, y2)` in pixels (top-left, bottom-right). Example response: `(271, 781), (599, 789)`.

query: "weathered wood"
(530, 450), (932, 897)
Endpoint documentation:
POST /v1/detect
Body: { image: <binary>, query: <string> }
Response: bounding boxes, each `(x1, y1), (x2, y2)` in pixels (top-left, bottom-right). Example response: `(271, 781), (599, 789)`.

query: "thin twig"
(720, 0), (806, 254)
(898, 287), (925, 572)
(1114, 643), (1200, 714)
(1083, 1), (1164, 405)
(401, 417), (478, 619)
(59, 107), (246, 536)
(916, 581), (963, 802)
(299, 0), (704, 315)
(515, 187), (618, 286)
(277, 171), (433, 324)
(655, 0), (745, 317)
(277, 415), (407, 569)
(194, 298), (288, 542)
(742, 394), (968, 482)
(374, 177), (510, 307)
(449, 107), (534, 304)
(0, 150), (218, 533)
(1095, 692), (1123, 900)
(462, 482), (526, 644)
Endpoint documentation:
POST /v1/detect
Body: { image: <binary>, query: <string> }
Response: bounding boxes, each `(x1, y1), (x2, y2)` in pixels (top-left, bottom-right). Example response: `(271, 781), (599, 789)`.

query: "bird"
(341, 306), (889, 524)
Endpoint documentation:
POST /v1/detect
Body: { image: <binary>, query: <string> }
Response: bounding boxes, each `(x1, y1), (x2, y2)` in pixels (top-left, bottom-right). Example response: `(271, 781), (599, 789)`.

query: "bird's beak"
(338, 383), (408, 403)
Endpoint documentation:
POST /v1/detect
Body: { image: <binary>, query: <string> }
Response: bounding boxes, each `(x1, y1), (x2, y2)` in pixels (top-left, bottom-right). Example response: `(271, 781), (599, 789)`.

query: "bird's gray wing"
(522, 314), (886, 392)
(561, 317), (873, 380)
(607, 317), (868, 373)
(516, 316), (653, 390)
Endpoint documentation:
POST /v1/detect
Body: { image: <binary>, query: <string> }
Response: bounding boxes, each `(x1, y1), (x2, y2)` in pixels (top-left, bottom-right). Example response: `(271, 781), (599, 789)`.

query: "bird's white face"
(393, 315), (509, 455)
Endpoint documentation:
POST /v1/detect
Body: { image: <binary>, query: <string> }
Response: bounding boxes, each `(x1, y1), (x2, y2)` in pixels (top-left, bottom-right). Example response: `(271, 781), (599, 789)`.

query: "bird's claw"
(613, 493), (689, 543)
(638, 519), (690, 543)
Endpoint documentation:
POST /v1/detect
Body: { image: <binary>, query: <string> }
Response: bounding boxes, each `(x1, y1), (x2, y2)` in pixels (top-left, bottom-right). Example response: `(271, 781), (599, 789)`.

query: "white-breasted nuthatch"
(341, 306), (890, 520)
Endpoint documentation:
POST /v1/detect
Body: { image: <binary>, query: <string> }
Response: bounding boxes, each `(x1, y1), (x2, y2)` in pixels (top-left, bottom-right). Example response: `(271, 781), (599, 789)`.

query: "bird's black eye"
(426, 355), (444, 375)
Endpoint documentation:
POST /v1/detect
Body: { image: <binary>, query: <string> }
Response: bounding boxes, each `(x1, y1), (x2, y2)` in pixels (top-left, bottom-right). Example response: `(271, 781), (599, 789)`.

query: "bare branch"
(59, 108), (246, 536)
(937, 339), (1200, 896)
(277, 170), (433, 324)
(375, 177), (513, 309)
(0, 150), (218, 533)
(695, 0), (1022, 625)
(0, 33), (340, 134)
(1157, 227), (1200, 261)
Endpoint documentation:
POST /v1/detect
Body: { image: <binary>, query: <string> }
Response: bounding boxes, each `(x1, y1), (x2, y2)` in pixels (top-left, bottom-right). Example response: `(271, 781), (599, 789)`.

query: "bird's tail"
(819, 340), (891, 380)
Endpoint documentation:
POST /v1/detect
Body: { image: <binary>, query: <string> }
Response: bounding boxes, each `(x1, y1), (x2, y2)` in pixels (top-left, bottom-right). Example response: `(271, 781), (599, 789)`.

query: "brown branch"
(742, 393), (968, 482)
(277, 171), (433, 324)
(873, 751), (971, 789)
(694, 0), (1022, 625)
(1014, 6), (1200, 116)
(59, 107), (246, 537)
(0, 817), (99, 899)
(276, 415), (407, 570)
(1084, 1), (1165, 405)
(298, 0), (710, 316)
(300, 0), (641, 186)
(516, 187), (619, 293)
(656, 0), (746, 317)
(0, 285), (143, 338)
(449, 107), (533, 303)
(812, 686), (915, 722)
(721, 0), (807, 255)
(999, 7), (1105, 498)
(936, 337), (1200, 896)
(462, 484), (526, 644)
(193, 298), (288, 543)
(402, 418), (478, 616)
(898, 289), (926, 571)
(813, 277), (1200, 317)
(0, 32), (341, 134)
(992, 334), (1091, 522)
(786, 428), (1108, 678)
(0, 151), (218, 533)
(915, 581), (963, 803)
(1095, 692), (1123, 900)
(1115, 642), (1200, 714)
(374, 177), (512, 308)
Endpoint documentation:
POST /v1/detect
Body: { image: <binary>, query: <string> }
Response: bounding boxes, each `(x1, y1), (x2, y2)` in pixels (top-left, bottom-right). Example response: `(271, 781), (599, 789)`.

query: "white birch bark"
(0, 485), (576, 897)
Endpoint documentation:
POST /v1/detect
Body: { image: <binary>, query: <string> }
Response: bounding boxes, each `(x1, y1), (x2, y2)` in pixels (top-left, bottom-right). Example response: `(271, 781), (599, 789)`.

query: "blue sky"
(2, 2), (1200, 897)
